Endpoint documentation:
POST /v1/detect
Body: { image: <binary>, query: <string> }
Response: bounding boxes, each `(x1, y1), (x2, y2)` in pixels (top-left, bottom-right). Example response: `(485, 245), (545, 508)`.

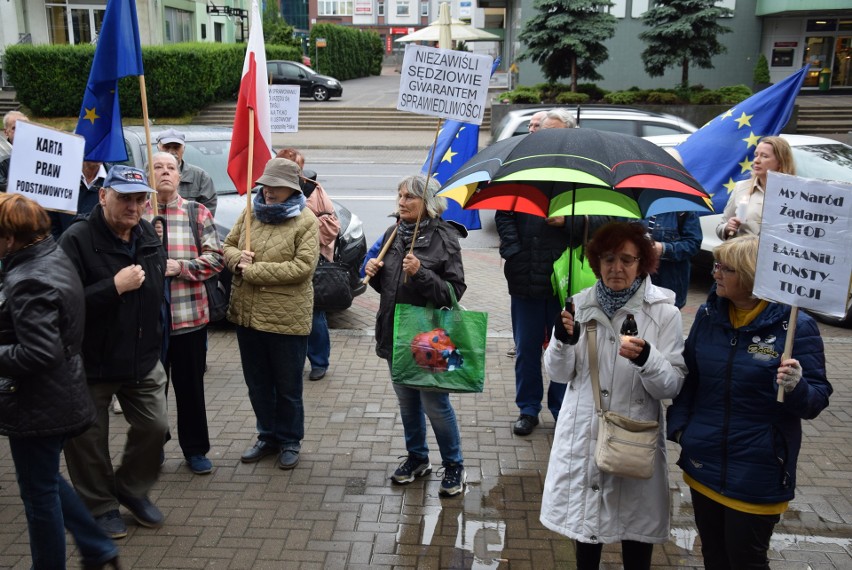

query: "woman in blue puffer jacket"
(667, 235), (832, 570)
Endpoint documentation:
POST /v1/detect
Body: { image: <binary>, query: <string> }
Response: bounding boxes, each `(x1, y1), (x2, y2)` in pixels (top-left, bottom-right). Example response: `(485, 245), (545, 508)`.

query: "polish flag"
(227, 0), (272, 195)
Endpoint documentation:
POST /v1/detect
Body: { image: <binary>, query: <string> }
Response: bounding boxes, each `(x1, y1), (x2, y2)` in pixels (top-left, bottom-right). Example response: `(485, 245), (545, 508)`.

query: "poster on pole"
(753, 171), (852, 317)
(397, 44), (492, 125)
(269, 85), (300, 133)
(6, 121), (84, 213)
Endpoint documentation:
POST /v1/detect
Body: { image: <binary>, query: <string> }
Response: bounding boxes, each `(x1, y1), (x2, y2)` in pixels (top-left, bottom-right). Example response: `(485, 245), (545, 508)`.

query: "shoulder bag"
(313, 237), (353, 312)
(187, 201), (228, 322)
(587, 321), (659, 479)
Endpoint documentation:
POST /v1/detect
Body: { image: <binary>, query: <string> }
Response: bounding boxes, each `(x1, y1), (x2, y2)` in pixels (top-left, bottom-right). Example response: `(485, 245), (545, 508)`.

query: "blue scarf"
(253, 189), (306, 224)
(595, 277), (642, 318)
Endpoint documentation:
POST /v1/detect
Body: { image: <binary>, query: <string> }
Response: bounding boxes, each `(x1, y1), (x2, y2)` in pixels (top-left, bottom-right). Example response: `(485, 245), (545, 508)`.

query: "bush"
(754, 54), (770, 84)
(645, 91), (678, 105)
(692, 90), (723, 105)
(503, 87), (541, 103)
(603, 91), (641, 105)
(577, 83), (608, 101)
(715, 84), (752, 104)
(555, 91), (589, 104)
(537, 83), (572, 103)
(309, 23), (383, 79)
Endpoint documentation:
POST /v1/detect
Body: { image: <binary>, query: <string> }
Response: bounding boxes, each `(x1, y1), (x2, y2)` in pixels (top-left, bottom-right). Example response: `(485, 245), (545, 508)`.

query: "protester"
(641, 211), (701, 309)
(0, 110), (28, 192)
(150, 152), (224, 474)
(59, 165), (169, 539)
(668, 235), (832, 568)
(224, 158), (318, 470)
(496, 208), (609, 435)
(364, 174), (468, 496)
(540, 221), (686, 570)
(540, 108), (576, 129)
(716, 136), (795, 240)
(0, 194), (120, 570)
(156, 128), (217, 215)
(527, 110), (548, 133)
(275, 147), (340, 381)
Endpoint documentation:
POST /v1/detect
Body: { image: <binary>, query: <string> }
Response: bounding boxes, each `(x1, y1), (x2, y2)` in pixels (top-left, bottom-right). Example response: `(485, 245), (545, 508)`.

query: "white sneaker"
(111, 396), (123, 415)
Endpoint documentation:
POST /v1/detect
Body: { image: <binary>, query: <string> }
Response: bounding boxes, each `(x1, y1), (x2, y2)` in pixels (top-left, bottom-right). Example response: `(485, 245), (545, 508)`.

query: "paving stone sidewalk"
(0, 248), (850, 569)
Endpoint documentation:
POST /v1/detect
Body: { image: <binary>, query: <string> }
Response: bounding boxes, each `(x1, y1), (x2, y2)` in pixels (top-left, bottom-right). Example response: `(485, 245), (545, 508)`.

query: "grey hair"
(396, 174), (447, 218)
(546, 108), (577, 128)
(152, 151), (179, 166)
(3, 110), (27, 129)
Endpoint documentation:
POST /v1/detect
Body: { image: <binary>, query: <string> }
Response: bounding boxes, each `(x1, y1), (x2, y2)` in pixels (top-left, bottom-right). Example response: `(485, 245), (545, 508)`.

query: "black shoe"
(94, 509), (127, 539)
(513, 414), (539, 436)
(240, 440), (279, 463)
(277, 449), (300, 470)
(116, 493), (164, 528)
(309, 367), (327, 381)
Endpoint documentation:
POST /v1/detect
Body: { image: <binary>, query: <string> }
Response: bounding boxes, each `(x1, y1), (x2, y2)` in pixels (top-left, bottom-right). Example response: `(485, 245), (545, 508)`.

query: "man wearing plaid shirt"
(150, 152), (224, 475)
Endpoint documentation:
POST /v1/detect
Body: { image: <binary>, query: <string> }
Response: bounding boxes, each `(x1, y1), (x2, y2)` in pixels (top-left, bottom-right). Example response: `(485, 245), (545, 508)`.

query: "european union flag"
(74, 0), (144, 162)
(676, 65), (809, 214)
(421, 58), (501, 230)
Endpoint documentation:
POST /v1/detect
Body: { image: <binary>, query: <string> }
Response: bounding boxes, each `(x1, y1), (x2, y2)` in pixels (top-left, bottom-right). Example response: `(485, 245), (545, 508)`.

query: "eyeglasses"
(712, 262), (736, 275)
(600, 253), (641, 267)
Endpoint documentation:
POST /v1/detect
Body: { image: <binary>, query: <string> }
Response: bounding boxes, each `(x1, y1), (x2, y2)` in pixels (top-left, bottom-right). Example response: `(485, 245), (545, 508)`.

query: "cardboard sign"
(753, 171), (852, 317)
(269, 85), (300, 133)
(7, 121), (84, 213)
(397, 44), (492, 125)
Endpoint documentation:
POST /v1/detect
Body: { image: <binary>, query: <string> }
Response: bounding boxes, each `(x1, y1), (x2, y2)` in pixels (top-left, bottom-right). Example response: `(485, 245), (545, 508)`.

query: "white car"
(646, 133), (852, 326)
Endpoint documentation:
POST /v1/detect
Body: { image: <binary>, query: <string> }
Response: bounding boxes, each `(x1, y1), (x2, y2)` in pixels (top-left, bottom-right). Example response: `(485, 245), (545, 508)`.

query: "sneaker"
(111, 396), (123, 415)
(95, 509), (127, 539)
(439, 463), (466, 496)
(390, 455), (432, 484)
(186, 454), (213, 474)
(115, 493), (164, 528)
(309, 367), (327, 381)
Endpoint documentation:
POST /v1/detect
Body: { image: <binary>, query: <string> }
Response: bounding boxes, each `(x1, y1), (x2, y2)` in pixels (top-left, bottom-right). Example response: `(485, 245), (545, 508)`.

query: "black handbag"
(313, 238), (353, 312)
(186, 201), (229, 322)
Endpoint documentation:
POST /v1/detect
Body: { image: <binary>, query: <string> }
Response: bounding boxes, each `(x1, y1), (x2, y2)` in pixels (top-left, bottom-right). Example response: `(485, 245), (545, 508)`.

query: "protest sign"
(753, 171), (852, 317)
(397, 44), (492, 125)
(269, 85), (300, 133)
(7, 121), (84, 213)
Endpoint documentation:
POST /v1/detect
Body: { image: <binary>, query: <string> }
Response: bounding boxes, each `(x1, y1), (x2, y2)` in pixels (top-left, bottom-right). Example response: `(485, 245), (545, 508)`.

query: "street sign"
(316, 38), (327, 48)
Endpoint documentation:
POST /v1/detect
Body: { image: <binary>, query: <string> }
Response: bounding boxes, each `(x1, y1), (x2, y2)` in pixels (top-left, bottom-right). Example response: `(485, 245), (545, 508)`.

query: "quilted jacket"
(223, 206), (319, 335)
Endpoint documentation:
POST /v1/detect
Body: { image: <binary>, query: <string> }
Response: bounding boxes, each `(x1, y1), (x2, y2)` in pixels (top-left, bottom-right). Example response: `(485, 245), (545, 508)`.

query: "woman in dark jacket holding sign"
(668, 235), (832, 569)
(364, 175), (468, 497)
(0, 194), (119, 569)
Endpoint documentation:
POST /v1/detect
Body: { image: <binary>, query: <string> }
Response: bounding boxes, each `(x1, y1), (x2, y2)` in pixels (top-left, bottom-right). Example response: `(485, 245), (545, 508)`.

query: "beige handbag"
(587, 321), (659, 479)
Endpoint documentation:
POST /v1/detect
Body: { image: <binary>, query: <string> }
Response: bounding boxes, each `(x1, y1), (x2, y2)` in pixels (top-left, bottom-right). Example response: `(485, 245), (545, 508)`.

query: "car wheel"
(312, 85), (330, 102)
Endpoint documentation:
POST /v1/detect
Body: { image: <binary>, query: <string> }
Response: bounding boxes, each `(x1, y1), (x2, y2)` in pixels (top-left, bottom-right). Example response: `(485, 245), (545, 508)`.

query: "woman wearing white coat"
(540, 222), (686, 570)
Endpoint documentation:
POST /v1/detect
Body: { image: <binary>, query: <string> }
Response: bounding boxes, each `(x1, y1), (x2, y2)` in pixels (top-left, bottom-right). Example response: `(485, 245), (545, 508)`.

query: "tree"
(518, 0), (617, 92)
(639, 0), (733, 87)
(262, 0), (300, 47)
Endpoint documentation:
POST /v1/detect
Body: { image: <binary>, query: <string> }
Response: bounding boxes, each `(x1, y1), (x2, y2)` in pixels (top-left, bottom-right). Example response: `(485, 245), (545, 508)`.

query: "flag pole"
(243, 108), (255, 251)
(139, 75), (157, 212)
(777, 306), (798, 403)
(409, 118), (442, 255)
(363, 227), (398, 285)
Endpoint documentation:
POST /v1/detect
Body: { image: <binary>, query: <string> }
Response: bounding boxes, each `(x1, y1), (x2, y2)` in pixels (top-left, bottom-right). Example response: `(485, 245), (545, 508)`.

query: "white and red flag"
(227, 0), (272, 195)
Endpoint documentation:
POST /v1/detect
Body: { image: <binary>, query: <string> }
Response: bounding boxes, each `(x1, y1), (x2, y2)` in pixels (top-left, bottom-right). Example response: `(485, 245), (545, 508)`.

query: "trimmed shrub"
(577, 83), (608, 101)
(715, 84), (752, 104)
(603, 91), (641, 105)
(308, 23), (383, 80)
(645, 91), (678, 105)
(692, 90), (723, 105)
(555, 91), (590, 104)
(754, 54), (770, 84)
(504, 87), (541, 103)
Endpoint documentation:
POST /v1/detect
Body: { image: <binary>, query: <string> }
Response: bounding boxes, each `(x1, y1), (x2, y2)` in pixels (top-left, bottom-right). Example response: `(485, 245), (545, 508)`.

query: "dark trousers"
(691, 488), (780, 570)
(575, 540), (653, 570)
(166, 327), (210, 457)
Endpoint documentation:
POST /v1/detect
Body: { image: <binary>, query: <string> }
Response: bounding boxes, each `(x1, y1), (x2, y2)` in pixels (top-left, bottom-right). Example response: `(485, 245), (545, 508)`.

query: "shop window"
(806, 19), (837, 33)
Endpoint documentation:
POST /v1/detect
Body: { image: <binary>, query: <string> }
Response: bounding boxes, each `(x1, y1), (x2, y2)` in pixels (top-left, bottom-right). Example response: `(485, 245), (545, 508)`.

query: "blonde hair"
(714, 234), (758, 293)
(755, 136), (796, 177)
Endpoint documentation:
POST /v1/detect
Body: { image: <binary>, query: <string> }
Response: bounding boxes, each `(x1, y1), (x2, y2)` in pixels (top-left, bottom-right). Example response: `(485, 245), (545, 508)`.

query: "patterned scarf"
(253, 189), (306, 224)
(595, 277), (642, 318)
(396, 219), (429, 249)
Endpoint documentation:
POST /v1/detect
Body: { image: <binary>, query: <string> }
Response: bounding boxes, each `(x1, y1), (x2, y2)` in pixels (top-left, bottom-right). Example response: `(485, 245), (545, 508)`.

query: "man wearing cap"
(59, 165), (169, 539)
(156, 128), (217, 215)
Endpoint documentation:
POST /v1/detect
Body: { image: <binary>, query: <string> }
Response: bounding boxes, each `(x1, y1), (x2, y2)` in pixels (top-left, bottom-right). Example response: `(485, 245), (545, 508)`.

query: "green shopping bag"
(391, 284), (488, 393)
(551, 246), (597, 307)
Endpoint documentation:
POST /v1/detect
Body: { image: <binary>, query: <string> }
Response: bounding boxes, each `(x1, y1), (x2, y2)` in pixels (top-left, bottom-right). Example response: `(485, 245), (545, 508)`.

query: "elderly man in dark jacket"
(496, 211), (609, 435)
(59, 165), (169, 540)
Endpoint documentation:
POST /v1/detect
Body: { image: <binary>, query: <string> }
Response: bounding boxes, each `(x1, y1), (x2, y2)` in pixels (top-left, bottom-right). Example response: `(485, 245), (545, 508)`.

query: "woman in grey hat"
(223, 158), (319, 470)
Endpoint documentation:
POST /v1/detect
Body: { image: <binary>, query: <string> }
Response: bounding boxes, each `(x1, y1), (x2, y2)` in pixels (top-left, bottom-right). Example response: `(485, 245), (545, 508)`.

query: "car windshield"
(793, 143), (852, 184)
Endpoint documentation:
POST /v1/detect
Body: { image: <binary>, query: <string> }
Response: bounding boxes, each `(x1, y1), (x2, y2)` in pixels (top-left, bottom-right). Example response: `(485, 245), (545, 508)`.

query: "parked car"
(647, 132), (852, 326)
(266, 60), (343, 102)
(492, 105), (698, 143)
(120, 125), (367, 312)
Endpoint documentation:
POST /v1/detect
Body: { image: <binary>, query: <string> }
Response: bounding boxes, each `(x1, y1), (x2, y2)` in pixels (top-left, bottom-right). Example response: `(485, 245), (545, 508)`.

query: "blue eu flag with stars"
(74, 0), (144, 162)
(676, 65), (809, 214)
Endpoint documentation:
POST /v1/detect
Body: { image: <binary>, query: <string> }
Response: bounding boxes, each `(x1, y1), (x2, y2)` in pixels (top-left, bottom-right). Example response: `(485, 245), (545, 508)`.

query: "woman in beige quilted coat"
(224, 158), (319, 471)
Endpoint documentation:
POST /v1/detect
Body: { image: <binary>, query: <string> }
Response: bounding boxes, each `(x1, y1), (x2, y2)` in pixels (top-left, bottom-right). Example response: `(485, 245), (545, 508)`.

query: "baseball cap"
(255, 158), (302, 193)
(103, 165), (153, 194)
(156, 128), (185, 145)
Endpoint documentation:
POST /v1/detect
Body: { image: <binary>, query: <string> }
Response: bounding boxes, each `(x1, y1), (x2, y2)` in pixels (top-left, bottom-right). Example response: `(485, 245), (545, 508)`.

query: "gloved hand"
(776, 358), (802, 393)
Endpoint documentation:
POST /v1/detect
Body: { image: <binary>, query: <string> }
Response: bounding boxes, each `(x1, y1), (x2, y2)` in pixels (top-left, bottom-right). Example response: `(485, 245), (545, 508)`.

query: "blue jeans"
(307, 309), (330, 371)
(236, 326), (307, 451)
(388, 361), (463, 466)
(9, 435), (118, 568)
(511, 295), (567, 420)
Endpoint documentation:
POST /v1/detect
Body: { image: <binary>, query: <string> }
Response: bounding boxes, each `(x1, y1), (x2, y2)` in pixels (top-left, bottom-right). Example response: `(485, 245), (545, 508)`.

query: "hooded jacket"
(667, 290), (832, 504)
(0, 238), (95, 437)
(540, 277), (686, 544)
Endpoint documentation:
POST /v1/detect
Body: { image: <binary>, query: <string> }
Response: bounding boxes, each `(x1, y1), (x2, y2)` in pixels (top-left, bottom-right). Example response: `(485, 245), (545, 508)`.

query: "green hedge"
(5, 42), (302, 118)
(308, 23), (383, 80)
